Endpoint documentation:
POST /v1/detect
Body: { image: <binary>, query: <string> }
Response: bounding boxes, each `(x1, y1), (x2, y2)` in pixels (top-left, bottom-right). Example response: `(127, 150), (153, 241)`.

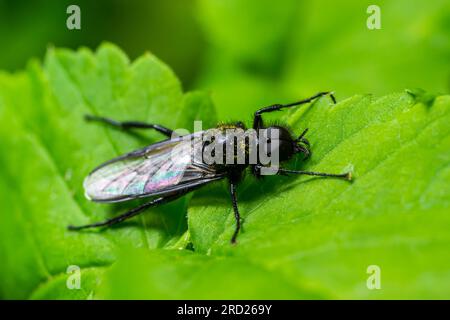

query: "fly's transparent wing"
(83, 132), (224, 202)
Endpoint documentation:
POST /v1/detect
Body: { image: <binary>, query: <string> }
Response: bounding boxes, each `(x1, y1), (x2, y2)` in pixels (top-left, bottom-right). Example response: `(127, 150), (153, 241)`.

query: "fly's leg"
(276, 167), (352, 180)
(253, 91), (336, 130)
(229, 181), (241, 244)
(68, 192), (186, 231)
(85, 114), (173, 137)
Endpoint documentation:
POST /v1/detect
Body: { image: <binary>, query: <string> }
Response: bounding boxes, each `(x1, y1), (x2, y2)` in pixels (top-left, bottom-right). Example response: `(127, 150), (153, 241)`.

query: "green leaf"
(0, 43), (216, 299)
(406, 88), (438, 107)
(188, 92), (450, 298)
(1, 44), (449, 299)
(97, 248), (324, 299)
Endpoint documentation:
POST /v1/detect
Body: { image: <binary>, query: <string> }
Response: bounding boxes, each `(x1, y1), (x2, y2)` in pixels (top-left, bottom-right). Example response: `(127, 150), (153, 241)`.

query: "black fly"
(68, 92), (351, 244)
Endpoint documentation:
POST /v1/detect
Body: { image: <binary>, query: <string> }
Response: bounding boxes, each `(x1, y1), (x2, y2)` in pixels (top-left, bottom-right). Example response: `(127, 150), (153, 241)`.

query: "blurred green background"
(1, 0), (449, 118)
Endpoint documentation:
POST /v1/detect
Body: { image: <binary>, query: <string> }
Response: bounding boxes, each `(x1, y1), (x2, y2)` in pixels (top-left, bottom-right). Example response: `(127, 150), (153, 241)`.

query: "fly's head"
(260, 126), (312, 166)
(262, 125), (296, 163)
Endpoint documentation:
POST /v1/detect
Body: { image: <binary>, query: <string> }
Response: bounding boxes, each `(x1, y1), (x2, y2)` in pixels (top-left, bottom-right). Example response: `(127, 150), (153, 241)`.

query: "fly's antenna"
(295, 128), (309, 142)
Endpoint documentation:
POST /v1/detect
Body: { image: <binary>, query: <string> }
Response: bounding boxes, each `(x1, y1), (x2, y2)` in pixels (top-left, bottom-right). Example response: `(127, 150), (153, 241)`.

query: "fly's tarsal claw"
(345, 171), (353, 181)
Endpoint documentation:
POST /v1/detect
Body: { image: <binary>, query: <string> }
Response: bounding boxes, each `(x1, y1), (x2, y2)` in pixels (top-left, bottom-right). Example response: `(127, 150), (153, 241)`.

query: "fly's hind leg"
(85, 114), (173, 137)
(68, 191), (187, 231)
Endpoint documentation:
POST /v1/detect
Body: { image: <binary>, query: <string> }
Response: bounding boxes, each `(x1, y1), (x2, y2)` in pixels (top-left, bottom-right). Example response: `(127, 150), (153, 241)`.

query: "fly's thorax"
(200, 126), (255, 168)
(197, 125), (296, 169)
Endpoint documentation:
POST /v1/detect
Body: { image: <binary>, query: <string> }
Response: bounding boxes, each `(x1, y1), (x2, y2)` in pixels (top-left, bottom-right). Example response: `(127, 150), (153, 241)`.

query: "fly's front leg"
(85, 114), (173, 137)
(253, 165), (351, 180)
(253, 91), (336, 130)
(277, 167), (351, 180)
